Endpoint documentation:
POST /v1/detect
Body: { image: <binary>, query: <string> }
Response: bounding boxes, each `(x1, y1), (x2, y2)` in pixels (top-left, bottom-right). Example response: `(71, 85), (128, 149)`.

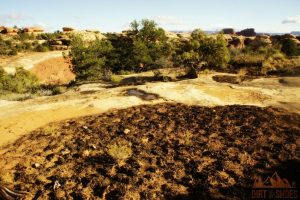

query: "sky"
(0, 0), (300, 33)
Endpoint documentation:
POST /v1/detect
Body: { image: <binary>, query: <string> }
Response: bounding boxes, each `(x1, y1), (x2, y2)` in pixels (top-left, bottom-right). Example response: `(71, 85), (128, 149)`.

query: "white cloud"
(282, 15), (300, 24)
(152, 16), (185, 26)
(0, 13), (28, 23)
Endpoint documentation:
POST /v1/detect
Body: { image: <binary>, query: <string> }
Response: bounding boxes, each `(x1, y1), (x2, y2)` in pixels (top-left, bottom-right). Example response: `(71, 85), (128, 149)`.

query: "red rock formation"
(23, 27), (44, 33)
(62, 27), (75, 32)
(2, 27), (19, 34)
(0, 26), (5, 33)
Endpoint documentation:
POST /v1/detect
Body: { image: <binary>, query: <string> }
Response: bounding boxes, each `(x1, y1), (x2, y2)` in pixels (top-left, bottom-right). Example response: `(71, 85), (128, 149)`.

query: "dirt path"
(1, 51), (64, 74)
(0, 73), (299, 147)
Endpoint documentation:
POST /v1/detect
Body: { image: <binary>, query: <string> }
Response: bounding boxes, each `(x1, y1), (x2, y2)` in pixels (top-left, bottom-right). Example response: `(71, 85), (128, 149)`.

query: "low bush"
(0, 67), (39, 94)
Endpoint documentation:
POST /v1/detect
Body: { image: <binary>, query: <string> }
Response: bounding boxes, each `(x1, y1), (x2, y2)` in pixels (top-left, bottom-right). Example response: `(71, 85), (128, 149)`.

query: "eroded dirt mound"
(0, 104), (299, 199)
(30, 57), (75, 85)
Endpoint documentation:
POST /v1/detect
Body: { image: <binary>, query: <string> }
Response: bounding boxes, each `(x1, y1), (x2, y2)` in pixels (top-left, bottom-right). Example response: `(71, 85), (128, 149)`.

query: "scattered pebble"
(32, 163), (41, 168)
(124, 128), (130, 134)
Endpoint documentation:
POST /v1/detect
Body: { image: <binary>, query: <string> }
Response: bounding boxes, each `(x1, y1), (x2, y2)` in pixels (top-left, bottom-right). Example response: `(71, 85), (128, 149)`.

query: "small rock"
(32, 163), (41, 168)
(90, 144), (97, 150)
(83, 126), (88, 130)
(124, 129), (130, 134)
(53, 180), (61, 190)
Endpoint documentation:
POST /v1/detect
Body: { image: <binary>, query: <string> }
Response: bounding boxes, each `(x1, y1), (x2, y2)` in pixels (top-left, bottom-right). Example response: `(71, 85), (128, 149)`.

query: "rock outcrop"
(0, 26), (5, 33)
(222, 28), (235, 35)
(250, 34), (272, 48)
(1, 27), (19, 35)
(228, 36), (244, 48)
(23, 27), (44, 33)
(237, 28), (256, 37)
(62, 27), (75, 32)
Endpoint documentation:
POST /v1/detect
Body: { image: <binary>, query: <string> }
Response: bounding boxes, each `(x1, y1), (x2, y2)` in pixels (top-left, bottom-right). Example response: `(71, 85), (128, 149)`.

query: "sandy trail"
(0, 73), (299, 147)
(1, 51), (64, 74)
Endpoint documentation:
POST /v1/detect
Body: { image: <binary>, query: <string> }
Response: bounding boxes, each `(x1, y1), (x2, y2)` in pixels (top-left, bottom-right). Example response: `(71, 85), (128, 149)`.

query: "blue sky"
(1, 0), (299, 33)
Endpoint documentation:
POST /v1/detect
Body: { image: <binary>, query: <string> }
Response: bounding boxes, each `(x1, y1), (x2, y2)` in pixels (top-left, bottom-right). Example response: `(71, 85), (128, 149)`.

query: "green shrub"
(51, 86), (67, 95)
(107, 139), (132, 161)
(69, 36), (113, 81)
(0, 67), (39, 94)
(281, 39), (299, 56)
(35, 44), (49, 52)
(110, 74), (123, 84)
(174, 30), (230, 70)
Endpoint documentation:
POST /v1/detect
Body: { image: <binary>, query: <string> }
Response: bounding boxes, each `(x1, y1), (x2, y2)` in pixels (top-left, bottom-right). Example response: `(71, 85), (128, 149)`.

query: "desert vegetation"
(0, 67), (67, 100)
(67, 19), (300, 84)
(0, 34), (52, 56)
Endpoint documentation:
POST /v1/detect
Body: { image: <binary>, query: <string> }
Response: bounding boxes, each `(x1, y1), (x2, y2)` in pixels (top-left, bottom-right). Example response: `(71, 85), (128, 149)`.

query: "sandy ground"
(0, 72), (299, 147)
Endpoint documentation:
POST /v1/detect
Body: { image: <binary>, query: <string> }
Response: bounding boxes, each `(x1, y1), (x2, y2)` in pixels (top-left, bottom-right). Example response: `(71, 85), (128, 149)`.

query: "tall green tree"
(128, 19), (172, 71)
(69, 36), (113, 81)
(174, 29), (230, 70)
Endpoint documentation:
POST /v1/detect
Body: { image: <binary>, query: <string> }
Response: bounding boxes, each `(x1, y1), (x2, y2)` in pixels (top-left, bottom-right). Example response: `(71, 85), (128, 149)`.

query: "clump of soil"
(0, 103), (299, 199)
(212, 75), (254, 84)
(126, 89), (160, 101)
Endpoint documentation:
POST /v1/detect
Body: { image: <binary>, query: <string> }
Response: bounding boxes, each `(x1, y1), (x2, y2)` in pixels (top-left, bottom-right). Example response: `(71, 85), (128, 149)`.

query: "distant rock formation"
(222, 28), (235, 35)
(291, 31), (300, 36)
(237, 28), (256, 37)
(23, 27), (44, 33)
(62, 27), (75, 32)
(1, 27), (19, 36)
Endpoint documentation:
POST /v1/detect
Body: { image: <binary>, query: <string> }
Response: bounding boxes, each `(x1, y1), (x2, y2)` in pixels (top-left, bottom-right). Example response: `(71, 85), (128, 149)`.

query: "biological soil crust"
(0, 103), (299, 199)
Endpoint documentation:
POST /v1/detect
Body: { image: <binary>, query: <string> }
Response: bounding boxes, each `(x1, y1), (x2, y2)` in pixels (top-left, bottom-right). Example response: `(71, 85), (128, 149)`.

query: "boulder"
(51, 45), (68, 50)
(50, 39), (63, 45)
(270, 35), (282, 44)
(228, 36), (244, 48)
(281, 34), (296, 40)
(23, 27), (34, 32)
(0, 26), (6, 33)
(250, 35), (272, 48)
(70, 30), (106, 42)
(32, 27), (44, 32)
(222, 28), (235, 35)
(63, 27), (75, 32)
(244, 37), (255, 46)
(237, 28), (256, 37)
(297, 36), (300, 42)
(2, 27), (19, 34)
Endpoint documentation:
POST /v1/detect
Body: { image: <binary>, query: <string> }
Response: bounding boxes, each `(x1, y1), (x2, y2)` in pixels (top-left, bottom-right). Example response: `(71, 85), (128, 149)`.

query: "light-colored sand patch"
(0, 106), (101, 147)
